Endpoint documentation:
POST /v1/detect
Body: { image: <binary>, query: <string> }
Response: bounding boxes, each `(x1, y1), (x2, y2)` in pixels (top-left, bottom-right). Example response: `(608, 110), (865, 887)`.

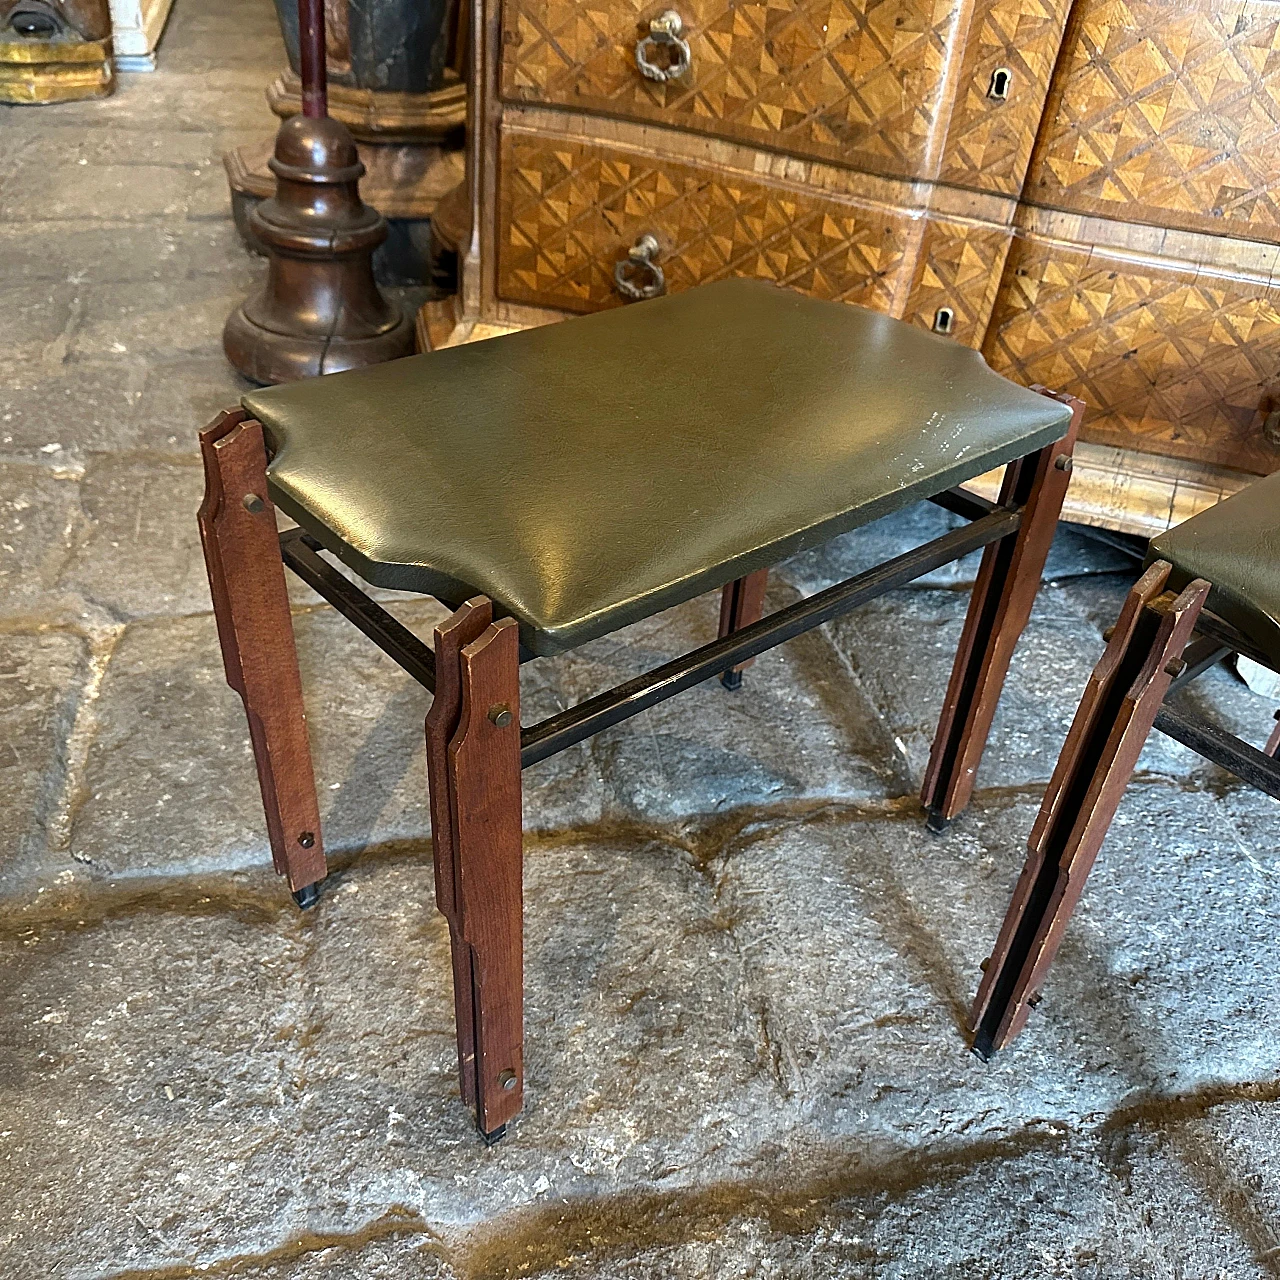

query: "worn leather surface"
(244, 279), (1071, 656)
(1149, 469), (1280, 668)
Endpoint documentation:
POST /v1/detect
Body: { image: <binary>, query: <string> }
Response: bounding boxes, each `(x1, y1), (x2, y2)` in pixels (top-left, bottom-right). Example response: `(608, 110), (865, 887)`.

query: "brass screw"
(299, 832), (315, 848)
(979, 956), (991, 973)
(498, 1069), (518, 1091)
(1027, 993), (1043, 1009)
(1054, 454), (1073, 473)
(1103, 626), (1116, 643)
(488, 704), (513, 728)
(242, 493), (266, 514)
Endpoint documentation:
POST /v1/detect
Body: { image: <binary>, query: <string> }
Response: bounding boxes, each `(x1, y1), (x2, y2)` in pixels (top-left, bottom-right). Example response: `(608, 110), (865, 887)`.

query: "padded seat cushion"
(244, 279), (1072, 656)
(1149, 469), (1280, 668)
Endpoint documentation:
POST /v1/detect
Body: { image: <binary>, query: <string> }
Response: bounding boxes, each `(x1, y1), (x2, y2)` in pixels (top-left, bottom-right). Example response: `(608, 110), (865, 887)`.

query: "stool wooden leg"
(1265, 711), (1280, 759)
(425, 597), (493, 1109)
(429, 607), (524, 1141)
(198, 409), (326, 904)
(921, 391), (1084, 831)
(718, 568), (769, 690)
(969, 564), (1209, 1058)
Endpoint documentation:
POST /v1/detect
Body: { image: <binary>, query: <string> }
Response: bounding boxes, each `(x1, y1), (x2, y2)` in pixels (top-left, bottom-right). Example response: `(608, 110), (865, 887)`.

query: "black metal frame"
(1154, 613), (1280, 800)
(282, 502), (1280, 797)
(280, 485), (1017, 767)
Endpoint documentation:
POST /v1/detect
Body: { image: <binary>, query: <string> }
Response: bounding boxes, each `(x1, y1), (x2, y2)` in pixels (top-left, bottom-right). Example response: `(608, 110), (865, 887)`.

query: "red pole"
(298, 0), (327, 118)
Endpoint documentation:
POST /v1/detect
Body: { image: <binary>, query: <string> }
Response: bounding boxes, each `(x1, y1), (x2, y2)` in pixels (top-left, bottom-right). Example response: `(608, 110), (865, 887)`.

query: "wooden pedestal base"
(224, 114), (415, 385)
(267, 67), (466, 144)
(226, 137), (465, 226)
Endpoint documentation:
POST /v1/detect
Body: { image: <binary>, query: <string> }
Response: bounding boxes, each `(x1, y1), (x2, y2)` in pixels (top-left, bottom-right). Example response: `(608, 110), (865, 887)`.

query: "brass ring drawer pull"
(613, 235), (665, 301)
(635, 10), (691, 83)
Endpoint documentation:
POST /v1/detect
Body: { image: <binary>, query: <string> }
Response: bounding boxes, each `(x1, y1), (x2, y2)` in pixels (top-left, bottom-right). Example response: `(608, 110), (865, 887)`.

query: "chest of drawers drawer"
(498, 0), (1069, 194)
(985, 228), (1280, 474)
(1023, 0), (1280, 245)
(495, 126), (1015, 344)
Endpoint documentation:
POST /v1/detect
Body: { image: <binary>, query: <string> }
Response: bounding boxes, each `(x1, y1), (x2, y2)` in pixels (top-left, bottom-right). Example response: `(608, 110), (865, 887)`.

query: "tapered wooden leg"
(969, 564), (1210, 1059)
(921, 390), (1085, 831)
(428, 603), (524, 1141)
(452, 617), (524, 1140)
(718, 568), (769, 690)
(425, 596), (493, 1108)
(1265, 711), (1280, 759)
(198, 409), (326, 902)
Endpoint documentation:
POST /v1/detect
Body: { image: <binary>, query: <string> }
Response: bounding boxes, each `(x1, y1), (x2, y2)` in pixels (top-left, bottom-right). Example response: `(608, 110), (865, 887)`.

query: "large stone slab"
(823, 584), (1099, 793)
(0, 838), (782, 1276)
(707, 785), (1280, 1148)
(7, 812), (1277, 1277)
(50, 449), (445, 625)
(73, 273), (260, 363)
(65, 606), (438, 887)
(490, 1111), (1276, 1279)
(57, 455), (210, 622)
(133, 353), (257, 457)
(824, 575), (1252, 796)
(3, 0), (1278, 1271)
(0, 139), (198, 225)
(0, 220), (252, 289)
(0, 282), (81, 368)
(1111, 1094), (1280, 1274)
(0, 361), (149, 464)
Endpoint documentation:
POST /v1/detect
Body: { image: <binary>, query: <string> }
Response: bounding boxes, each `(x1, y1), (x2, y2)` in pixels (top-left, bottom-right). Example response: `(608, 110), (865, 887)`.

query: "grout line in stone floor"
(449, 1081), (1280, 1280)
(71, 1075), (1280, 1280)
(89, 1210), (443, 1280)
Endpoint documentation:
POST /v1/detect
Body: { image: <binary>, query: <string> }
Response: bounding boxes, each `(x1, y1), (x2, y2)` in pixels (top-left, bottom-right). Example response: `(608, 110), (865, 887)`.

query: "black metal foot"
(924, 808), (951, 835)
(970, 1033), (994, 1063)
(478, 1122), (507, 1147)
(720, 670), (744, 691)
(291, 882), (321, 910)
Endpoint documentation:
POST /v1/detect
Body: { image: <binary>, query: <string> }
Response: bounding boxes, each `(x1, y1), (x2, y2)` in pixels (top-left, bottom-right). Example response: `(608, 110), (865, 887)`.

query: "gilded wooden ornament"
(0, 0), (113, 103)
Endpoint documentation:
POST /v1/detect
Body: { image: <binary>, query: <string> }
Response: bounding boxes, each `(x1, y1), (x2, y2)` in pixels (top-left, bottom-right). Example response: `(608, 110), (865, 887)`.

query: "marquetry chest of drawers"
(426, 0), (1280, 532)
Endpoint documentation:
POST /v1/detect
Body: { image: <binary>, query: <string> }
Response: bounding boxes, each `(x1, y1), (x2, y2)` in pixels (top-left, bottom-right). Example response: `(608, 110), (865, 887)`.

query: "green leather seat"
(1149, 469), (1280, 667)
(244, 279), (1072, 656)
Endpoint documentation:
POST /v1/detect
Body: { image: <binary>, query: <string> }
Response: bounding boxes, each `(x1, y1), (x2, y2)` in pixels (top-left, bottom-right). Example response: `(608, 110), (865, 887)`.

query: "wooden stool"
(197, 279), (1080, 1140)
(971, 469), (1280, 1060)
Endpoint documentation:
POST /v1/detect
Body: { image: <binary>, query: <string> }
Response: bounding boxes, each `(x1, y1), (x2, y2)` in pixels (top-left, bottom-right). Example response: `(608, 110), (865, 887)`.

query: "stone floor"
(2, 3), (1279, 1276)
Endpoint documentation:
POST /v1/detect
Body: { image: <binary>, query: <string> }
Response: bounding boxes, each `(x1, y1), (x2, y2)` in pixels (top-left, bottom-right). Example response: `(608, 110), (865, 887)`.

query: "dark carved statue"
(273, 0), (457, 99)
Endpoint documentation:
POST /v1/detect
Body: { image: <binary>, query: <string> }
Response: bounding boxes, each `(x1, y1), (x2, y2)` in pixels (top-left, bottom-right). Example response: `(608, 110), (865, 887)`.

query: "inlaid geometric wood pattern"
(1024, 0), (1280, 243)
(902, 217), (1015, 344)
(982, 235), (1280, 473)
(938, 0), (1073, 194)
(497, 133), (1012, 343)
(500, 0), (1067, 193)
